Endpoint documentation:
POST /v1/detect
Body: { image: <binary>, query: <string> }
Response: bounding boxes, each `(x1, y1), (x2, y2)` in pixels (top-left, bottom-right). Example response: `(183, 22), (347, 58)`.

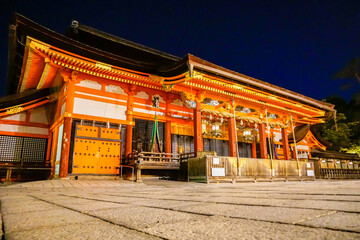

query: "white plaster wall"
(73, 97), (127, 120)
(76, 79), (102, 90)
(0, 124), (48, 135)
(105, 85), (127, 95)
(30, 107), (48, 124)
(133, 107), (165, 116)
(134, 91), (149, 100)
(2, 113), (26, 121)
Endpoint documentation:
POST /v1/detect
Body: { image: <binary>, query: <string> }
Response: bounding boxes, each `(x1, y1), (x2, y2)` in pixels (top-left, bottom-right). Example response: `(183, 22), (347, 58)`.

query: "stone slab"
(88, 205), (198, 229)
(6, 220), (161, 240)
(178, 202), (332, 224)
(300, 212), (360, 232)
(3, 209), (94, 234)
(144, 215), (360, 240)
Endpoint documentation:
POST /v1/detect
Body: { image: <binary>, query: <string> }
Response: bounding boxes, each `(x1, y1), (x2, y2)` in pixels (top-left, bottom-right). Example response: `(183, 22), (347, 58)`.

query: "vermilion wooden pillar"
(251, 141), (257, 158)
(193, 99), (203, 155)
(46, 132), (53, 179)
(292, 146), (297, 160)
(259, 123), (268, 159)
(50, 130), (58, 178)
(228, 117), (237, 157)
(281, 128), (290, 160)
(125, 92), (134, 158)
(165, 99), (172, 153)
(59, 79), (75, 178)
(59, 116), (72, 177)
(165, 121), (171, 153)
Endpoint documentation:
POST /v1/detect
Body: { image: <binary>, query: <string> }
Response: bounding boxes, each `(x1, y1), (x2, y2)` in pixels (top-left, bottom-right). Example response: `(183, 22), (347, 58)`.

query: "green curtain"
(149, 115), (161, 152)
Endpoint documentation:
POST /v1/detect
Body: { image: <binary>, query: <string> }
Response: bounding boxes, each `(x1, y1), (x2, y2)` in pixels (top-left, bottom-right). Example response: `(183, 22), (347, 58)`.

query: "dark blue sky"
(1, 0), (359, 101)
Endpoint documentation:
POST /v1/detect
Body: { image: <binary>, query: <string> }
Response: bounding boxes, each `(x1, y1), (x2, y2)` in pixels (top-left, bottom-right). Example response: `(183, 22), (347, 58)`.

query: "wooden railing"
(138, 152), (180, 163)
(188, 156), (316, 183)
(0, 158), (51, 182)
(126, 152), (195, 165)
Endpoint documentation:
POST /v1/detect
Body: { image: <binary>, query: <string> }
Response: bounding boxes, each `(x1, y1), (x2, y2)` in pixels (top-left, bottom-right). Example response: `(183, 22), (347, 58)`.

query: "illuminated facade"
(0, 14), (335, 180)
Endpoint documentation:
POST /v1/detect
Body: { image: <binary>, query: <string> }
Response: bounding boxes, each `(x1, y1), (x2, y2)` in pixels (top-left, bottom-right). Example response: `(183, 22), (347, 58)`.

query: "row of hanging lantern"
(237, 119), (259, 143)
(201, 113), (224, 138)
(201, 114), (261, 141)
(201, 101), (279, 142)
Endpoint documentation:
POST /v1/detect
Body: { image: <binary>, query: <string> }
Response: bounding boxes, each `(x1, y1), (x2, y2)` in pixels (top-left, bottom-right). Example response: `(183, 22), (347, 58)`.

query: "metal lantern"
(211, 122), (222, 137)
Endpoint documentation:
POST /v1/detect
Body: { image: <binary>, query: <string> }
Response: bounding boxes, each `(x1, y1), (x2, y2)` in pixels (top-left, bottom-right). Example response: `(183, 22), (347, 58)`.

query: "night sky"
(1, 0), (359, 101)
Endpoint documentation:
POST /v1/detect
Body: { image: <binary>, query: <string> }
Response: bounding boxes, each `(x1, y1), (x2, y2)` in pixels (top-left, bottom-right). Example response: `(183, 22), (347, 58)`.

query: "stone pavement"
(0, 179), (360, 240)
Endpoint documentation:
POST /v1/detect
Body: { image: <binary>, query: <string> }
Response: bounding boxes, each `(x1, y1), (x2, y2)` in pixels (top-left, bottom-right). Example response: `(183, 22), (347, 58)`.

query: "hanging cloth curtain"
(149, 115), (161, 152)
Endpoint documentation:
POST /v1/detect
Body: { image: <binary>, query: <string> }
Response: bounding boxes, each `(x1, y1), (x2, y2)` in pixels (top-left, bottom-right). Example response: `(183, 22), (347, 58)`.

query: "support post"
(290, 115), (301, 177)
(193, 99), (203, 155)
(125, 90), (134, 158)
(136, 167), (142, 182)
(251, 141), (257, 158)
(46, 132), (53, 179)
(5, 169), (12, 182)
(228, 116), (237, 157)
(165, 121), (171, 153)
(50, 129), (58, 179)
(59, 78), (75, 178)
(281, 127), (290, 160)
(59, 116), (72, 178)
(259, 123), (267, 159)
(292, 146), (298, 160)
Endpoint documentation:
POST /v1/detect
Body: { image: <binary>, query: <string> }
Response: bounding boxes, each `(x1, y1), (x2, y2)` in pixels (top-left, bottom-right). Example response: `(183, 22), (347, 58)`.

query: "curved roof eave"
(187, 54), (335, 112)
(8, 14), (184, 92)
(287, 124), (311, 144)
(0, 88), (58, 109)
(309, 124), (332, 147)
(8, 14), (335, 113)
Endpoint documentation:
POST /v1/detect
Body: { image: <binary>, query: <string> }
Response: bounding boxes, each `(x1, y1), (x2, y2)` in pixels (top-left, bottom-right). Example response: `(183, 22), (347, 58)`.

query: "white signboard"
(296, 145), (309, 151)
(273, 132), (282, 142)
(213, 158), (220, 165)
(307, 170), (315, 177)
(211, 168), (225, 176)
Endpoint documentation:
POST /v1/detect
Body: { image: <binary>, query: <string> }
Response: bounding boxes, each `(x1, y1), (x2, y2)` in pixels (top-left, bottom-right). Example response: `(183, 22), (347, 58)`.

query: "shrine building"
(0, 14), (338, 181)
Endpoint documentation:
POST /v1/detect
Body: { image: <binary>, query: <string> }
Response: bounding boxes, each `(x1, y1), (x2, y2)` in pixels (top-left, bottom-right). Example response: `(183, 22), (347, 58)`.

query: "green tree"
(319, 113), (350, 152)
(332, 56), (360, 121)
(318, 97), (360, 156)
